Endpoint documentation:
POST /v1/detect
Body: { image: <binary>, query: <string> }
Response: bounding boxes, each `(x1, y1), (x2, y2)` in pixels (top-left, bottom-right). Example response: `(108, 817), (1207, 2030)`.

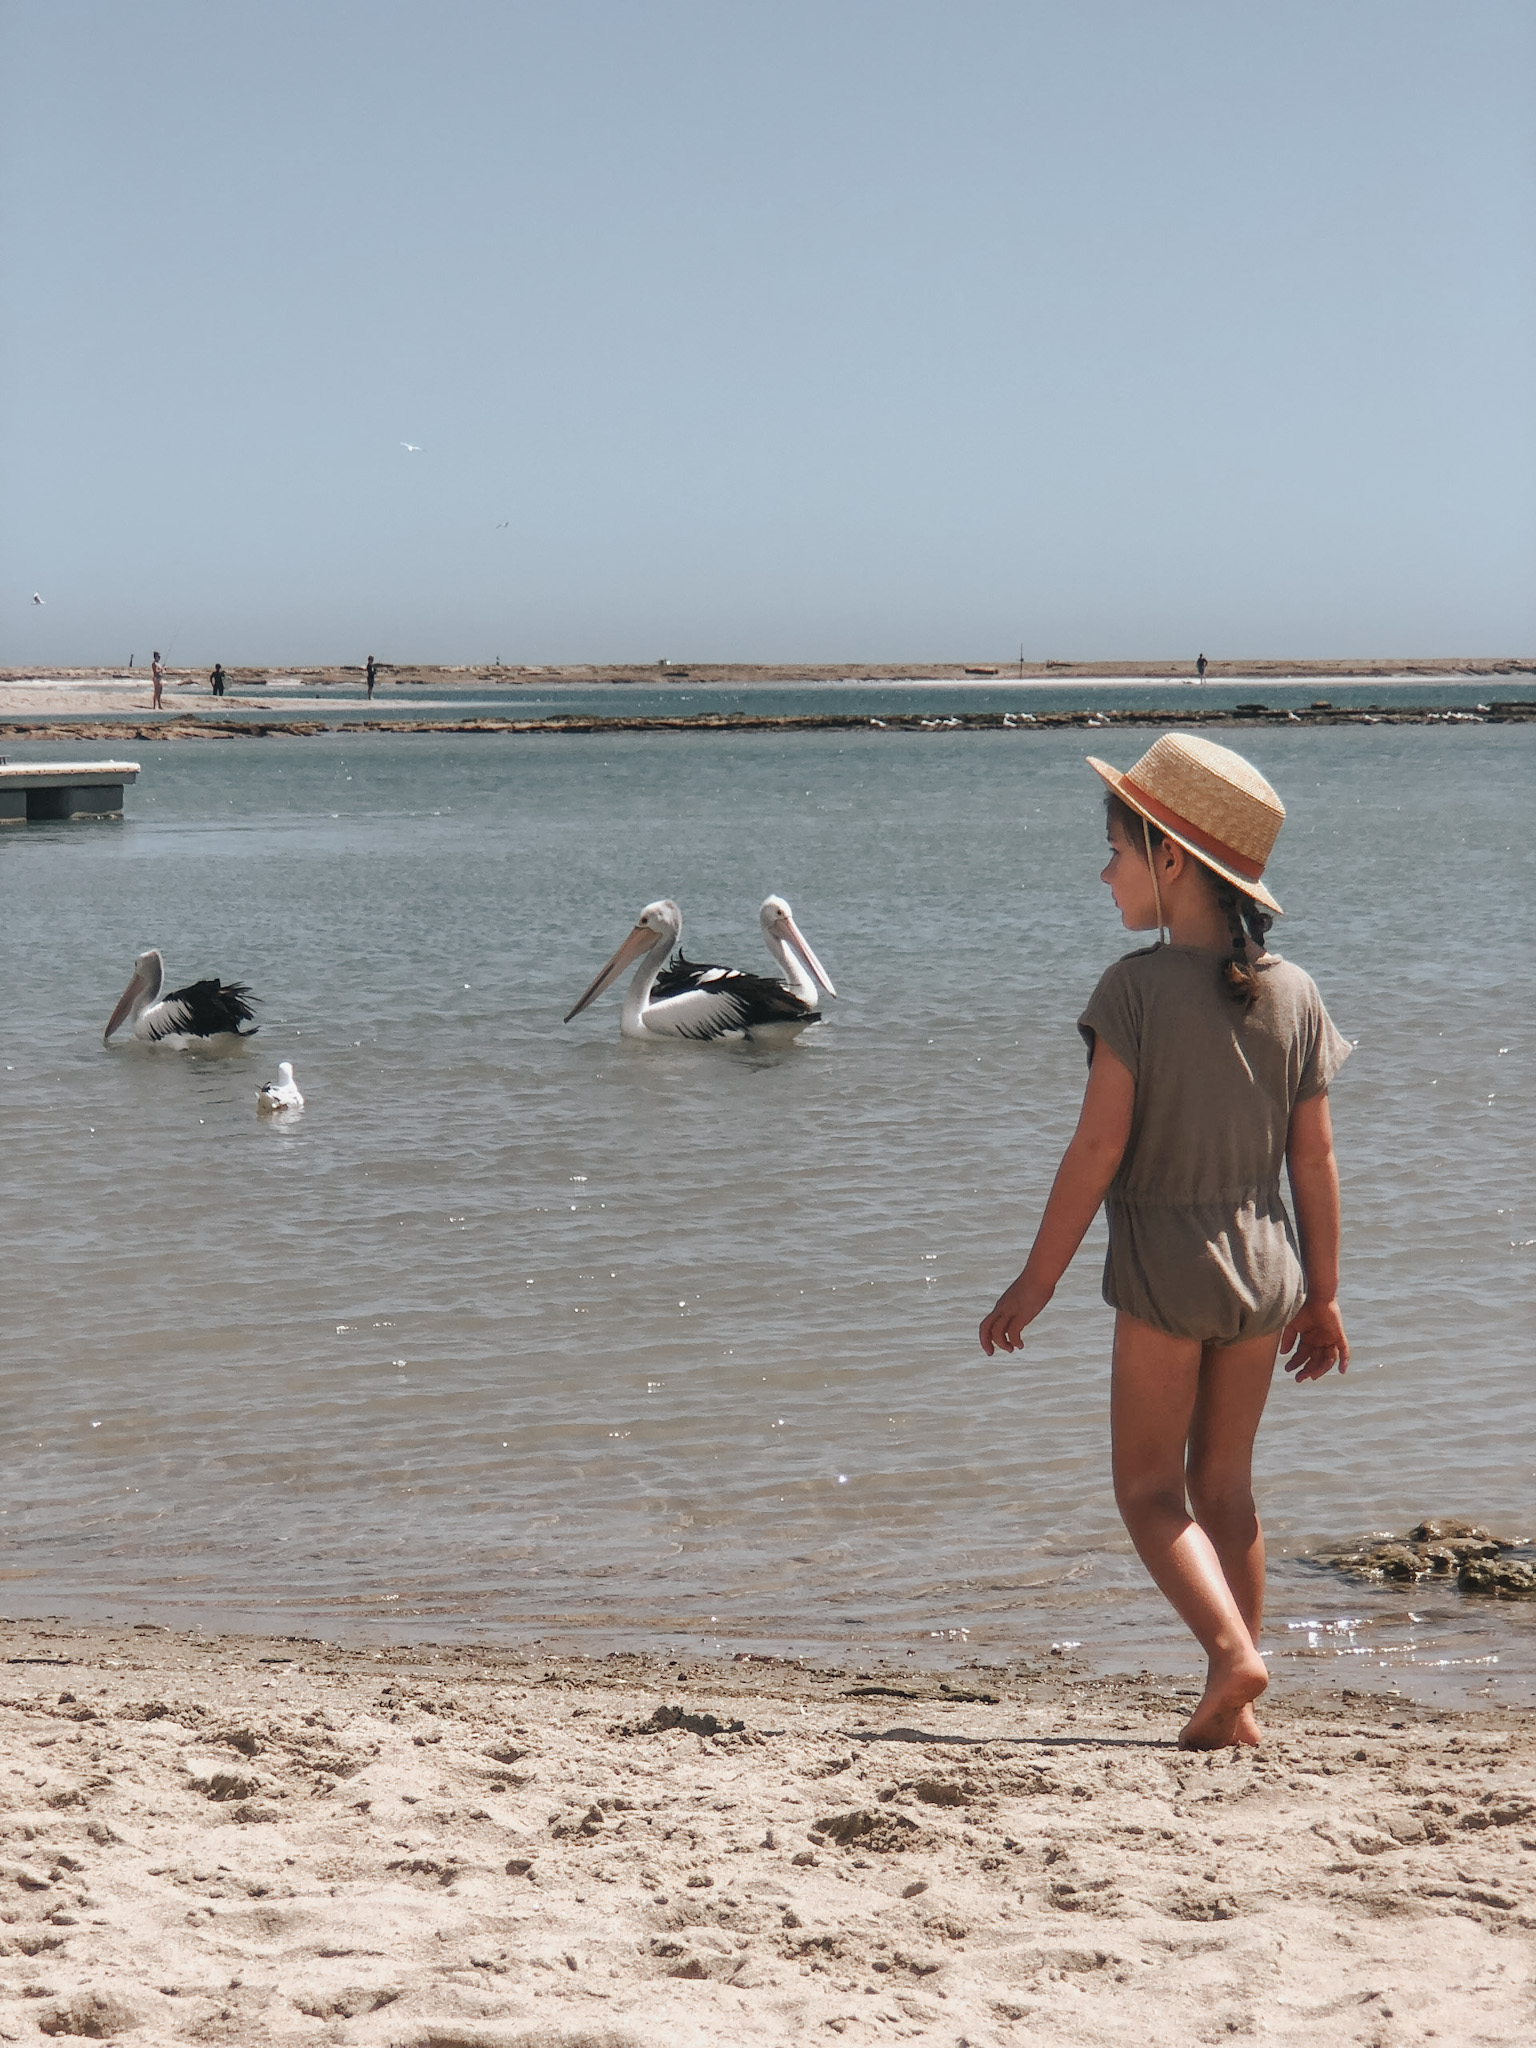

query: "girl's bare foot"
(1234, 1702), (1263, 1747)
(1178, 1651), (1268, 1749)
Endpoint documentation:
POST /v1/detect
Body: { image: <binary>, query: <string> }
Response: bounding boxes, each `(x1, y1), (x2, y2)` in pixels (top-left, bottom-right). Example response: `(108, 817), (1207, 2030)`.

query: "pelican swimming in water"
(257, 1060), (304, 1112)
(565, 898), (834, 1042)
(103, 949), (258, 1048)
(654, 894), (837, 1013)
(754, 894), (836, 1007)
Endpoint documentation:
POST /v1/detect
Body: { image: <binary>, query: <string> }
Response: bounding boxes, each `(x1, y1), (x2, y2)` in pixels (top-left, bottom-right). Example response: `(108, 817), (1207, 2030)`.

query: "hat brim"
(1088, 755), (1283, 915)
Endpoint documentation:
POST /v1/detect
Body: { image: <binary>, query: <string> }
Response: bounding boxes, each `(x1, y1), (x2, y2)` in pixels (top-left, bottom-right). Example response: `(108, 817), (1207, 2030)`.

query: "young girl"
(979, 733), (1350, 1750)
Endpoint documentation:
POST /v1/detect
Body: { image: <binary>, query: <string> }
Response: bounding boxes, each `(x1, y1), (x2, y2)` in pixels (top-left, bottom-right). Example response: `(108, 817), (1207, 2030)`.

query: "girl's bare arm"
(978, 1044), (1134, 1355)
(1282, 1090), (1348, 1380)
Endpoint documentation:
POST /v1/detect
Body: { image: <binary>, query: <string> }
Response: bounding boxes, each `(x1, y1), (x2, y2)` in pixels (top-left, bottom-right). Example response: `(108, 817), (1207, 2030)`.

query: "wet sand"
(2, 1617), (1532, 2044)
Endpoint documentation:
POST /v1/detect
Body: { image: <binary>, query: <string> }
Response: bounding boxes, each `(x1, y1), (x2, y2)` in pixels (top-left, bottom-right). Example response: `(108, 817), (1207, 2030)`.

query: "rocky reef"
(1321, 1519), (1536, 1595)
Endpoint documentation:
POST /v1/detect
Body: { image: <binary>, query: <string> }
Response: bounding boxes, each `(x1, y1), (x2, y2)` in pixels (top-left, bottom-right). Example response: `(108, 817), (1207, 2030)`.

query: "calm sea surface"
(2, 725), (1532, 1705)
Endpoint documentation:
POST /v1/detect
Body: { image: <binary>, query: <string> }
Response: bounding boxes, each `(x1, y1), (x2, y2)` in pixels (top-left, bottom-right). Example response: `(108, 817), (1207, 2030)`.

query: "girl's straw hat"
(1087, 733), (1286, 913)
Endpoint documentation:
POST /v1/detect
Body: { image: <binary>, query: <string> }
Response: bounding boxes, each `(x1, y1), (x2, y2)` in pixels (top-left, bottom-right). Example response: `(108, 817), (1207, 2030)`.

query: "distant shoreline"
(4, 658), (1533, 740)
(4, 656), (1534, 686)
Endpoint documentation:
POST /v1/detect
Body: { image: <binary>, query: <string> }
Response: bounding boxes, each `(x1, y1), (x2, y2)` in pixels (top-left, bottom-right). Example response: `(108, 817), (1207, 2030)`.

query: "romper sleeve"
(1077, 958), (1143, 1080)
(1295, 981), (1352, 1100)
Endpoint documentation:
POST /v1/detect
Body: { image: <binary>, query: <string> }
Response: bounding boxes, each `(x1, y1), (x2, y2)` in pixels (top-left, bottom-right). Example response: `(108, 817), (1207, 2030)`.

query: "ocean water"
(2, 724), (1531, 1706)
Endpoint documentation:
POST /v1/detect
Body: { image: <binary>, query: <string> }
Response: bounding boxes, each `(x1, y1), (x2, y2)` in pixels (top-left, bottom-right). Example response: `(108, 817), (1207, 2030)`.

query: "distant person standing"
(366, 654), (379, 701)
(210, 662), (226, 697)
(1196, 653), (1208, 681)
(152, 650), (164, 709)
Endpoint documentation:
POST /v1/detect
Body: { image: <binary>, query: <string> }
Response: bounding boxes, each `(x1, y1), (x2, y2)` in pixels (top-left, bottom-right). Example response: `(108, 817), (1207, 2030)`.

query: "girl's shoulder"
(1081, 944), (1159, 1017)
(1254, 953), (1329, 1010)
(1091, 941), (1163, 989)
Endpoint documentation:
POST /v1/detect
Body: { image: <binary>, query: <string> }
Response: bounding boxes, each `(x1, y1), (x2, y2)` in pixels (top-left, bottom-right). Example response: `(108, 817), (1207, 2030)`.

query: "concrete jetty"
(0, 760), (139, 823)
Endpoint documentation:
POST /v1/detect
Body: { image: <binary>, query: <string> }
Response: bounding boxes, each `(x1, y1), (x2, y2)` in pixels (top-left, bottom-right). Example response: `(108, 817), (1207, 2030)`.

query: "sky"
(2, 0), (1533, 667)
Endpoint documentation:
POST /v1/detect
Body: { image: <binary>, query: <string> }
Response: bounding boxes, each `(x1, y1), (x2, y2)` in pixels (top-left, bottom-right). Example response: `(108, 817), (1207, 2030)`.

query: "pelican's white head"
(104, 948), (165, 1042)
(564, 899), (682, 1021)
(759, 895), (836, 998)
(635, 899), (683, 944)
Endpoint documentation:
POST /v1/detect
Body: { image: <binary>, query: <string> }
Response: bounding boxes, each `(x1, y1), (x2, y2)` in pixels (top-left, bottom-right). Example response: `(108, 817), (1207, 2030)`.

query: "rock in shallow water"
(1458, 1556), (1536, 1595)
(1319, 1521), (1536, 1595)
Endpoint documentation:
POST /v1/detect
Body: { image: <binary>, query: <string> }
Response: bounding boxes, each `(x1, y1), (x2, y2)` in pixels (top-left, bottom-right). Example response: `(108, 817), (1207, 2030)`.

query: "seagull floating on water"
(257, 1060), (304, 1112)
(103, 949), (258, 1049)
(565, 898), (833, 1042)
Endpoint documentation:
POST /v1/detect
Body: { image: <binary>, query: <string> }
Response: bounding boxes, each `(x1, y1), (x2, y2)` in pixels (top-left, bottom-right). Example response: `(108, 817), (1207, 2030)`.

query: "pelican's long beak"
(777, 910), (836, 997)
(104, 961), (152, 1043)
(564, 923), (659, 1022)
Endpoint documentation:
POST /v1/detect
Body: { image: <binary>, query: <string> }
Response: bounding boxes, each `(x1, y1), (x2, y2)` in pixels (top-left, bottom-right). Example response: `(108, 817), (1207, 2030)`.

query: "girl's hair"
(1105, 792), (1273, 1005)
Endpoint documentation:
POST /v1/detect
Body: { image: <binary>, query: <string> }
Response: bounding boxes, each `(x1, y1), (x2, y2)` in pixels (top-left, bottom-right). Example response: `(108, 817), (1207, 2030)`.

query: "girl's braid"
(1215, 880), (1272, 1006)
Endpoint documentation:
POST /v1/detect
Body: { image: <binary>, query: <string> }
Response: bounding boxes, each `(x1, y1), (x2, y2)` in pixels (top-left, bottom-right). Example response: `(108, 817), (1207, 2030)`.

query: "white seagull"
(103, 949), (258, 1048)
(401, 442), (423, 453)
(32, 593), (44, 605)
(566, 898), (833, 1042)
(257, 1060), (304, 1112)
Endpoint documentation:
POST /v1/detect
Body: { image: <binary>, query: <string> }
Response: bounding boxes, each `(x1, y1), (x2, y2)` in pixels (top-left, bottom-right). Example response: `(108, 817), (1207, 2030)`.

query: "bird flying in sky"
(401, 442), (423, 453)
(31, 592), (44, 605)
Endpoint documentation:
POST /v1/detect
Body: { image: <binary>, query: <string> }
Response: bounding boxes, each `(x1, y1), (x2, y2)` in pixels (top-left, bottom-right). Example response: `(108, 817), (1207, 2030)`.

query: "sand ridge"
(1, 656), (1534, 723)
(1, 1620), (1532, 2044)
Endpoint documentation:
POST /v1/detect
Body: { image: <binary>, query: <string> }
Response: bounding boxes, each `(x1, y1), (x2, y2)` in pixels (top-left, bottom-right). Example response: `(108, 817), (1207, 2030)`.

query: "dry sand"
(2, 1619), (1531, 2045)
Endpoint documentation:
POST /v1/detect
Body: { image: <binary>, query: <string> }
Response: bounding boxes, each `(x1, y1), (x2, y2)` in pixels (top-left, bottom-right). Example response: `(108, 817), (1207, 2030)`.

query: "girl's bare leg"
(1187, 1332), (1282, 1743)
(1110, 1313), (1270, 1748)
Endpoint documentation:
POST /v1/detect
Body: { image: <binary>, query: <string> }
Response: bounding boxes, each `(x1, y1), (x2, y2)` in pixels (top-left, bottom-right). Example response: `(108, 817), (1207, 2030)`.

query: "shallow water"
(2, 724), (1531, 1705)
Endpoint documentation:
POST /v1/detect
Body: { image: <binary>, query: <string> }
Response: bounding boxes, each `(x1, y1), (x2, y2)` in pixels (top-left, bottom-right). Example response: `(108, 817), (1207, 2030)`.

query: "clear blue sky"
(3, 0), (1532, 666)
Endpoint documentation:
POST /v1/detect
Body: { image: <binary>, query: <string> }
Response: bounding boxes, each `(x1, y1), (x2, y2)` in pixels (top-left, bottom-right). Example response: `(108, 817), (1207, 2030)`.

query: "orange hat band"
(1119, 774), (1267, 885)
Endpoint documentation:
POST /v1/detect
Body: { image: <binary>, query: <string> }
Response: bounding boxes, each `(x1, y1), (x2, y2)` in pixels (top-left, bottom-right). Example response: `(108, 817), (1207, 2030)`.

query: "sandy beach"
(2, 1618), (1531, 2045)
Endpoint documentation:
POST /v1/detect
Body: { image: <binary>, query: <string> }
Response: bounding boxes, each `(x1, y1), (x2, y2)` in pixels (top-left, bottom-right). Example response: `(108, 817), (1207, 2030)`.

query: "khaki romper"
(1078, 944), (1350, 1344)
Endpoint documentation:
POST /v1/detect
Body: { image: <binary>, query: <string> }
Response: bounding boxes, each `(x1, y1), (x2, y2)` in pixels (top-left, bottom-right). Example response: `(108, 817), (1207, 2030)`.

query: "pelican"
(651, 894), (835, 1027)
(565, 899), (832, 1041)
(257, 1060), (303, 1112)
(103, 949), (258, 1048)
(754, 894), (836, 1007)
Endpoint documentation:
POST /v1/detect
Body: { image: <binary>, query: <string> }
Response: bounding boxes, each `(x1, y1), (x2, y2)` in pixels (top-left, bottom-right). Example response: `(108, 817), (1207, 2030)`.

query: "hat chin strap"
(1144, 816), (1169, 946)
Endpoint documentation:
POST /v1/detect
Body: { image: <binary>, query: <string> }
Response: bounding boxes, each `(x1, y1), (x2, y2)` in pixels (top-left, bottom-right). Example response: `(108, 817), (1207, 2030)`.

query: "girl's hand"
(1281, 1299), (1349, 1382)
(979, 1277), (1052, 1356)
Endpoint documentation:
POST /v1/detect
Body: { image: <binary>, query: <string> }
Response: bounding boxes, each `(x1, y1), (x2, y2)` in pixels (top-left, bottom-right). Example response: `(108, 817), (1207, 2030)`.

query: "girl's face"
(1101, 813), (1162, 930)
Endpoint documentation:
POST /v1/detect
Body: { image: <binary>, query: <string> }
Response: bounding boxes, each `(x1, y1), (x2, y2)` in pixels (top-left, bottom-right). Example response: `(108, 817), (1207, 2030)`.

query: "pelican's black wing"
(651, 949), (707, 1000)
(155, 978), (259, 1039)
(650, 951), (817, 1035)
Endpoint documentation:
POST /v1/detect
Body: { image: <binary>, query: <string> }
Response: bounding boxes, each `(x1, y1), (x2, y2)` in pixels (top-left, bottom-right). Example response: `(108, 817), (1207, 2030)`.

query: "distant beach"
(1, 657), (1533, 735)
